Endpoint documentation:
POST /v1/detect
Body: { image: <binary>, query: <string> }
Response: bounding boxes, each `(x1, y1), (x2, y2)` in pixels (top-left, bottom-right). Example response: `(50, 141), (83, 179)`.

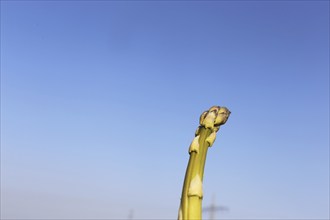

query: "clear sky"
(1, 1), (329, 219)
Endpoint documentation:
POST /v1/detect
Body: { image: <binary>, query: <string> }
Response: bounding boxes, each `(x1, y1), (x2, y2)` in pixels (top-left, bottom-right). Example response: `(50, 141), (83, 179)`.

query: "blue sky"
(1, 1), (329, 219)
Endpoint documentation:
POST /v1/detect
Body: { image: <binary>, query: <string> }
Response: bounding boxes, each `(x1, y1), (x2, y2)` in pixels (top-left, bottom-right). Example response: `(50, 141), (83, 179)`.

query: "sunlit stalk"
(178, 106), (231, 220)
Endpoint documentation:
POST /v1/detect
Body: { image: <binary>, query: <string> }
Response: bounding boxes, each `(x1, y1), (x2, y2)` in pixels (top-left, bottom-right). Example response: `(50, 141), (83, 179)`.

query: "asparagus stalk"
(179, 106), (231, 220)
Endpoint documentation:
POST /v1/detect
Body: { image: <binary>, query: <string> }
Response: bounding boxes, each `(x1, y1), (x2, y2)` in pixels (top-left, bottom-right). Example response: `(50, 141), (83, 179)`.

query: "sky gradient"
(1, 1), (329, 219)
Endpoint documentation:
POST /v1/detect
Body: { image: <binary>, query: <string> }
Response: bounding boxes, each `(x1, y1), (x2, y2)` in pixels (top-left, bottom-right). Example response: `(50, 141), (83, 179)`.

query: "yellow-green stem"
(179, 106), (230, 220)
(188, 197), (202, 220)
(197, 128), (212, 180)
(180, 152), (197, 219)
(186, 127), (211, 219)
